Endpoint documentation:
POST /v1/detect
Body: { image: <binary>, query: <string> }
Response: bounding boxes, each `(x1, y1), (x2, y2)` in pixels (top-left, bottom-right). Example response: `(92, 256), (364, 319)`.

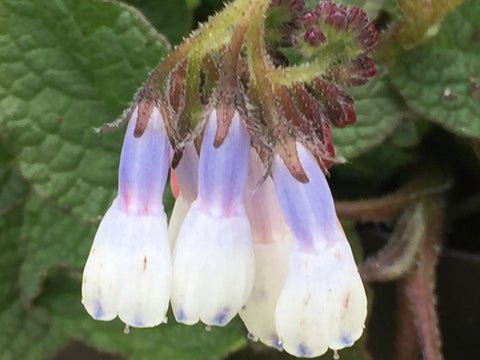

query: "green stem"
(148, 0), (251, 91)
(245, 0), (279, 122)
(268, 58), (330, 86)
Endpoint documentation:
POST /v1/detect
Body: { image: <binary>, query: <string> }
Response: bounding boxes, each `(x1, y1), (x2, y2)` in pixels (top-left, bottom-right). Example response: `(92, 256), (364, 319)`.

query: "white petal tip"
(82, 201), (172, 328)
(172, 202), (254, 328)
(275, 242), (367, 358)
(173, 306), (237, 327)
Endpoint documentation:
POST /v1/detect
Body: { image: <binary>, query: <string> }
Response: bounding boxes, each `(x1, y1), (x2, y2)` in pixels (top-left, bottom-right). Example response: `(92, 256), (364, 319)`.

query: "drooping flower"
(240, 150), (292, 349)
(170, 109), (254, 326)
(82, 105), (172, 327)
(271, 142), (367, 357)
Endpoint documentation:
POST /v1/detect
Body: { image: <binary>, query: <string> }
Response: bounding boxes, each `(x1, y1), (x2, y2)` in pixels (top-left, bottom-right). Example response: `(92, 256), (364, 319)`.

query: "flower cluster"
(82, 1), (378, 358)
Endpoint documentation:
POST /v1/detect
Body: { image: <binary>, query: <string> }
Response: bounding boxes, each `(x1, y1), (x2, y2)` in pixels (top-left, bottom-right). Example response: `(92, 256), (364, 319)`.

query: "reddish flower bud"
(304, 27), (327, 45)
(301, 11), (318, 28)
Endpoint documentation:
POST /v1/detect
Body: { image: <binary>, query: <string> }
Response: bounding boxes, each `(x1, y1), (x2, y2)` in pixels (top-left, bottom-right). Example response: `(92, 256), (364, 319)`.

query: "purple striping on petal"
(197, 110), (250, 217)
(117, 108), (170, 216)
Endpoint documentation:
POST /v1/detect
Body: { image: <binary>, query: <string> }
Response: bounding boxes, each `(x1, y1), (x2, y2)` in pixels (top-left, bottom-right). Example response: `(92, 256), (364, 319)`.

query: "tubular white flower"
(171, 109), (254, 326)
(167, 142), (199, 247)
(82, 106), (172, 328)
(240, 150), (291, 349)
(271, 142), (367, 357)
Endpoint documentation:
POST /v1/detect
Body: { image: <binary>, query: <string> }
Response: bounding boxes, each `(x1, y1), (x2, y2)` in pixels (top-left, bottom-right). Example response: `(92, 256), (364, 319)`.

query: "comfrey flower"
(271, 142), (367, 357)
(170, 109), (254, 326)
(240, 150), (292, 349)
(83, 0), (379, 357)
(82, 105), (172, 327)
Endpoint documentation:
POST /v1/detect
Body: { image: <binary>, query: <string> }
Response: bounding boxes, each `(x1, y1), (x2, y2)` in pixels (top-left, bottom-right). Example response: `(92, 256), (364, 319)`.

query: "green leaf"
(331, 66), (404, 160)
(19, 195), (95, 303)
(0, 166), (29, 216)
(390, 0), (480, 139)
(0, 201), (69, 360)
(123, 0), (193, 45)
(0, 205), (23, 310)
(0, 302), (69, 360)
(0, 0), (169, 222)
(38, 271), (247, 360)
(0, 140), (12, 164)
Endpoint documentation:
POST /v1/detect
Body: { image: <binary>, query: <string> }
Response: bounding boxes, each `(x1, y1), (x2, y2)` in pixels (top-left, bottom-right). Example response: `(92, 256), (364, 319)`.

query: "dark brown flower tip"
(276, 137), (309, 183)
(171, 148), (183, 169)
(312, 78), (356, 128)
(213, 105), (236, 148)
(134, 99), (155, 137)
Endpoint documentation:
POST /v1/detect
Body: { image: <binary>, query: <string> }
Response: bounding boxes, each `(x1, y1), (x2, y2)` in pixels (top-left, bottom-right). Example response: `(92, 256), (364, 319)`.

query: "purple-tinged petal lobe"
(272, 142), (367, 357)
(171, 109), (254, 326)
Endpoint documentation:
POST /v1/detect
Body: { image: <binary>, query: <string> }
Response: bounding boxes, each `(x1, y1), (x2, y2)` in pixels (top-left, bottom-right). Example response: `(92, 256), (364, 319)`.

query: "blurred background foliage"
(0, 0), (478, 359)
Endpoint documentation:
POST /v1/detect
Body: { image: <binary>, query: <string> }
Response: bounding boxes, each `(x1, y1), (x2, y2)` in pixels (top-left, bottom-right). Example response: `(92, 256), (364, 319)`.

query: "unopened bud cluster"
(82, 1), (379, 358)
